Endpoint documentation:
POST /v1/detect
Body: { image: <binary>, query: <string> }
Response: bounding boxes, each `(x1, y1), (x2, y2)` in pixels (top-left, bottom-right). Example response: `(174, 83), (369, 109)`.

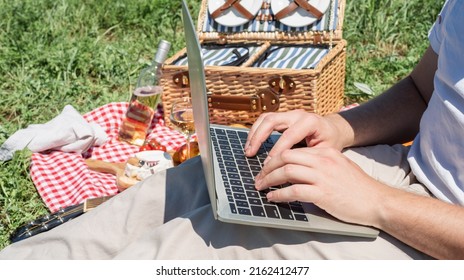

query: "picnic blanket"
(29, 102), (359, 212)
(30, 102), (187, 212)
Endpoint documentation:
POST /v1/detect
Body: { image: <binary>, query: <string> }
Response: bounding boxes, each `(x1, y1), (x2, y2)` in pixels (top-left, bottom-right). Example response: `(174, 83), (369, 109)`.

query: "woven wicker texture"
(161, 0), (346, 127)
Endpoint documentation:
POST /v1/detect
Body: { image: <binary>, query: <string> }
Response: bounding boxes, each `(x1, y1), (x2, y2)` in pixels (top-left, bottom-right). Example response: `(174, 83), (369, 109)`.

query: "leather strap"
(210, 0), (254, 20)
(207, 89), (279, 113)
(274, 0), (324, 21)
(173, 72), (284, 113)
(208, 94), (260, 111)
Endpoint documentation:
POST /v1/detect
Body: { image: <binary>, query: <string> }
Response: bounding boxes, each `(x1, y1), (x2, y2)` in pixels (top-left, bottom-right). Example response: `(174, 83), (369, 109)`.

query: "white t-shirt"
(408, 0), (464, 205)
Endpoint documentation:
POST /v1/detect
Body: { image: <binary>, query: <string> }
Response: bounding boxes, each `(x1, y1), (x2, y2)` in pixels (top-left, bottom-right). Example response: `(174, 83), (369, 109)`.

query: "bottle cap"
(155, 40), (171, 64)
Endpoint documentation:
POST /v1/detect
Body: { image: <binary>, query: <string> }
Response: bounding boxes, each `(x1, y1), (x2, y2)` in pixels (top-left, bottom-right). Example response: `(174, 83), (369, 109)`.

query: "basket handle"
(171, 72), (296, 113)
(207, 88), (279, 113)
(173, 71), (296, 94)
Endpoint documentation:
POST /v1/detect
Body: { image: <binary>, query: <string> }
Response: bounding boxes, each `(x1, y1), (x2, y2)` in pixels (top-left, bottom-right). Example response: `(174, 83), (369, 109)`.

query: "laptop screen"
(181, 0), (218, 218)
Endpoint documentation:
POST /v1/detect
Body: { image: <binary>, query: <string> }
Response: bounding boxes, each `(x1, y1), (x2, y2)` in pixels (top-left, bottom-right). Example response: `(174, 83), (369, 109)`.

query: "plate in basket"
(271, 0), (331, 28)
(208, 0), (264, 27)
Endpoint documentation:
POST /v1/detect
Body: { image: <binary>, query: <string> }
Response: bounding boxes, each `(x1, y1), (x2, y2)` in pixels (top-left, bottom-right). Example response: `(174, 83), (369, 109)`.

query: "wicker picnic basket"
(161, 0), (346, 127)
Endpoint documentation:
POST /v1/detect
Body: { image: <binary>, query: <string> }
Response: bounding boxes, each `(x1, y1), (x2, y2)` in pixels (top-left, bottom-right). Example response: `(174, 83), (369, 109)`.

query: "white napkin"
(0, 105), (108, 161)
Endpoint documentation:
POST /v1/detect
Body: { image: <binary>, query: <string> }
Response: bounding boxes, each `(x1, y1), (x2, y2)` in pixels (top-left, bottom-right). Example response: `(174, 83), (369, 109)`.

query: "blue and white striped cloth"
(173, 45), (262, 66)
(254, 45), (328, 69)
(173, 44), (328, 69)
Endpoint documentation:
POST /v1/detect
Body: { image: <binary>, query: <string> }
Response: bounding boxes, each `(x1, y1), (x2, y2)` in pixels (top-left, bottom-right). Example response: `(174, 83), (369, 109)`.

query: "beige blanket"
(0, 147), (433, 259)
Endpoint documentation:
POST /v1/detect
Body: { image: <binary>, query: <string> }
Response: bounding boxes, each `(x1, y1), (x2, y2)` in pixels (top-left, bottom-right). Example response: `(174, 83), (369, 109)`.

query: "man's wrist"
(325, 113), (355, 149)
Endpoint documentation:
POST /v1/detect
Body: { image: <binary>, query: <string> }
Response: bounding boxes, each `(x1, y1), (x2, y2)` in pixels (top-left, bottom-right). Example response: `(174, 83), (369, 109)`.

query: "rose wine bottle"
(118, 39), (171, 146)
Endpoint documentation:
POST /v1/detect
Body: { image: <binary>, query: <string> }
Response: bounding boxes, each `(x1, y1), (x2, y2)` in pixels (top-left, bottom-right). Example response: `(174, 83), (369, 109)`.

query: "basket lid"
(197, 0), (345, 45)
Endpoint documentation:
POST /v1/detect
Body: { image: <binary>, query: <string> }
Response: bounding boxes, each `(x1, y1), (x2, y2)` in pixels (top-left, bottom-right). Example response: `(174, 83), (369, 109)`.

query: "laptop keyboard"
(210, 127), (308, 222)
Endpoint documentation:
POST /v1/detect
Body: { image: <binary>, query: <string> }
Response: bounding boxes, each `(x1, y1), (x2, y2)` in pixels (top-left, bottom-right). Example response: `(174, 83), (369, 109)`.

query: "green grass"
(0, 0), (444, 250)
(344, 0), (444, 99)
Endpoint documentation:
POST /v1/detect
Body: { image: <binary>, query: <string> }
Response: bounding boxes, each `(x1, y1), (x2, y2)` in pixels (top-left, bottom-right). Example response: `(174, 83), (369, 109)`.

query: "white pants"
(0, 144), (433, 259)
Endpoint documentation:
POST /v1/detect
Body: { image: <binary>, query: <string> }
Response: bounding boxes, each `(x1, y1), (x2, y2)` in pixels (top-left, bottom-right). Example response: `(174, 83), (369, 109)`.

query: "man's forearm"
(374, 186), (464, 259)
(337, 76), (428, 147)
(335, 46), (437, 148)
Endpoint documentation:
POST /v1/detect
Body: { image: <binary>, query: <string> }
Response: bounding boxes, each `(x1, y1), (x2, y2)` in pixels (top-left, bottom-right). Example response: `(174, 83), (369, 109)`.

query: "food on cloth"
(172, 141), (200, 165)
(124, 150), (173, 181)
(115, 170), (140, 191)
(84, 158), (138, 192)
(139, 139), (167, 152)
(85, 150), (173, 192)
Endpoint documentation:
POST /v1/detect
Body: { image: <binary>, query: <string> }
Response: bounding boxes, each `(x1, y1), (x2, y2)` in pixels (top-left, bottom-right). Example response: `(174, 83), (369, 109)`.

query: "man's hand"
(254, 146), (387, 227)
(245, 110), (353, 160)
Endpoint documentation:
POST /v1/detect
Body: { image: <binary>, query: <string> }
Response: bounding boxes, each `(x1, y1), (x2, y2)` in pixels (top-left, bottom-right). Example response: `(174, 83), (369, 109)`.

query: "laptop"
(180, 0), (379, 238)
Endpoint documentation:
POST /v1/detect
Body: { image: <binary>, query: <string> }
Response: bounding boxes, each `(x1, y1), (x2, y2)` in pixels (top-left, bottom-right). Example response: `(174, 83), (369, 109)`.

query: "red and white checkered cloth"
(30, 102), (360, 212)
(30, 102), (188, 212)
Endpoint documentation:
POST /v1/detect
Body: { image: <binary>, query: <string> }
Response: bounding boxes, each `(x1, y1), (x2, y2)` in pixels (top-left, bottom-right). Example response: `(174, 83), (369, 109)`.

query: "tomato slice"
(152, 145), (167, 152)
(139, 144), (152, 151)
(146, 140), (159, 149)
(141, 139), (167, 152)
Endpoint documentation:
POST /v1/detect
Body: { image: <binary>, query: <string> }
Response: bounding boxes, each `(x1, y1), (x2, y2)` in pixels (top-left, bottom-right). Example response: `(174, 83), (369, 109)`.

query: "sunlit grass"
(344, 0), (444, 99)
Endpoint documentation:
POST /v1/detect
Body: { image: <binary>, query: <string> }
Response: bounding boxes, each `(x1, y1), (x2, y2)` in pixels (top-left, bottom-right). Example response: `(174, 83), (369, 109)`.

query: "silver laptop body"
(181, 0), (378, 238)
